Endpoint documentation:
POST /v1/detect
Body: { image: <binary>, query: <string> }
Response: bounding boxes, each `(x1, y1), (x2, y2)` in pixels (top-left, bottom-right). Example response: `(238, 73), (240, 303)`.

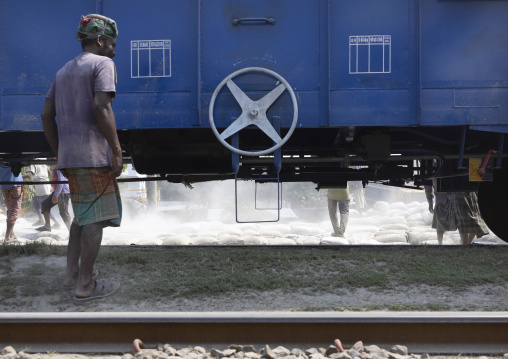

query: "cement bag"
(348, 209), (360, 218)
(407, 221), (426, 227)
(259, 224), (292, 234)
(259, 229), (283, 238)
(421, 211), (433, 226)
(291, 225), (326, 236)
(190, 236), (218, 245)
(379, 223), (409, 231)
(236, 223), (258, 231)
(294, 236), (321, 245)
(408, 226), (435, 232)
(348, 218), (376, 226)
(406, 212), (423, 222)
(196, 231), (220, 238)
(267, 238), (297, 245)
(390, 202), (406, 210)
(407, 201), (423, 209)
(365, 208), (383, 217)
(373, 201), (390, 212)
(348, 232), (375, 241)
(218, 227), (242, 236)
(346, 225), (380, 234)
(374, 233), (408, 244)
(375, 229), (407, 236)
(375, 215), (407, 225)
(419, 239), (440, 245)
(405, 206), (422, 216)
(241, 229), (259, 236)
(441, 235), (456, 245)
(242, 235), (268, 245)
(161, 235), (192, 245)
(321, 237), (350, 245)
(355, 238), (381, 245)
(473, 234), (505, 245)
(217, 235), (244, 245)
(386, 209), (405, 218)
(408, 231), (438, 244)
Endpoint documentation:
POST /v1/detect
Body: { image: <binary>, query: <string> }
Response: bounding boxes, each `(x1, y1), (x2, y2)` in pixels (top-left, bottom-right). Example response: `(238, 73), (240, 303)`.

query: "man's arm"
(94, 91), (123, 178)
(41, 98), (59, 157)
(424, 185), (434, 213)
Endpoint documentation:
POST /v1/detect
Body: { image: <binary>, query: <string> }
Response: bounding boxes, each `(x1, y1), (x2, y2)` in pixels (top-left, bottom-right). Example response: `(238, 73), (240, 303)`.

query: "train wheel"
(209, 67), (298, 156)
(478, 169), (508, 242)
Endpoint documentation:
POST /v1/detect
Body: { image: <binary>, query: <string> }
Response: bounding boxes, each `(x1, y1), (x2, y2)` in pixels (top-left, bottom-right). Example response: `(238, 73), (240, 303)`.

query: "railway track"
(0, 312), (507, 355)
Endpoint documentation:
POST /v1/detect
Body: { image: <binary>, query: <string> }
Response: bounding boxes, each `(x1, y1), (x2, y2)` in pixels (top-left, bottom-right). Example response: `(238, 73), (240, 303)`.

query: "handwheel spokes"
(257, 83), (287, 110)
(226, 79), (254, 108)
(223, 79), (285, 143)
(219, 113), (251, 140)
(209, 67), (298, 156)
(255, 116), (283, 144)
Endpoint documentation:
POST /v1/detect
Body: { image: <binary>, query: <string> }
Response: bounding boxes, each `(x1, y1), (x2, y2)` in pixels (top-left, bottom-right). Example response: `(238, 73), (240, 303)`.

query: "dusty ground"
(1, 254), (507, 312)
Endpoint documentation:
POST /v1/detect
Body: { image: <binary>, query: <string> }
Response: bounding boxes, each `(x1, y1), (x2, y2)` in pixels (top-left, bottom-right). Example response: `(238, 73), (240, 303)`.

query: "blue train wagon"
(0, 0), (507, 238)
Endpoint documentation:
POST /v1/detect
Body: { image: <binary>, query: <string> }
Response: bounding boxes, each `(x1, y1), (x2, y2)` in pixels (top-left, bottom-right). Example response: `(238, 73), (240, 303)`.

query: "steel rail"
(0, 312), (507, 355)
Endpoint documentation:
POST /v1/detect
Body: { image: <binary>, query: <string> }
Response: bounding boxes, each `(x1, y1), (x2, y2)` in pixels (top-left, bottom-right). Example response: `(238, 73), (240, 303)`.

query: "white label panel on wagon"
(349, 35), (391, 74)
(131, 40), (172, 78)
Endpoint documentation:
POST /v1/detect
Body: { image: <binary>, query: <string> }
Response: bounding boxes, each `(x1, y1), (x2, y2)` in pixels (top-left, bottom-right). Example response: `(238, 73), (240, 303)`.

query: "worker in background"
(453, 191), (489, 245)
(0, 165), (24, 243)
(37, 168), (72, 232)
(24, 164), (61, 228)
(349, 181), (365, 217)
(41, 14), (122, 302)
(425, 178), (458, 245)
(327, 183), (350, 238)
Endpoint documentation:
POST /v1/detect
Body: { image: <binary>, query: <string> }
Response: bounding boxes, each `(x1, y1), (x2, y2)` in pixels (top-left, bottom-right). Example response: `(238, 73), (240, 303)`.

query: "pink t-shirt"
(47, 52), (116, 169)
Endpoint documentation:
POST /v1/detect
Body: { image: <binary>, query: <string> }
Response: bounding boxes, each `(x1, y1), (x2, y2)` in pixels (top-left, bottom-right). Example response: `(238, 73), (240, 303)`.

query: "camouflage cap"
(77, 14), (118, 42)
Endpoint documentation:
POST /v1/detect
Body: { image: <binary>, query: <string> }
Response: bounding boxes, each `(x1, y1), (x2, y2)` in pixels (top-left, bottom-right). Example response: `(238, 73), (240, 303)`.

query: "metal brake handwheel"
(209, 67), (298, 156)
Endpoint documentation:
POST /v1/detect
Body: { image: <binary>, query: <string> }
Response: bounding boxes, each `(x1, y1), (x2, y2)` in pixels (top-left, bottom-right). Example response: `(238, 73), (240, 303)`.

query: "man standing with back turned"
(41, 14), (123, 302)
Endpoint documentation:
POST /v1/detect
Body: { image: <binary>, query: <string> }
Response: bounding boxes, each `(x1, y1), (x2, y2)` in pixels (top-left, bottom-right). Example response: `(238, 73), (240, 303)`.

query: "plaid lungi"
(65, 167), (122, 227)
(453, 192), (489, 238)
(432, 196), (457, 232)
(1, 186), (23, 224)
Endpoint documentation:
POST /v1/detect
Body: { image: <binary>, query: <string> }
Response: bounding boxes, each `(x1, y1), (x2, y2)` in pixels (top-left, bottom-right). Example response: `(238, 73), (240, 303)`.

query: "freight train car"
(0, 0), (507, 238)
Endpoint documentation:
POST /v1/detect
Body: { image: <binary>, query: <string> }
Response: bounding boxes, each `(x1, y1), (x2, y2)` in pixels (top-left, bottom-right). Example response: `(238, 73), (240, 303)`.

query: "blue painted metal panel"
(103, 0), (192, 93)
(1, 0), (95, 131)
(102, 0), (194, 129)
(329, 0), (416, 126)
(201, 0), (320, 92)
(201, 0), (320, 130)
(0, 0), (507, 132)
(420, 0), (508, 127)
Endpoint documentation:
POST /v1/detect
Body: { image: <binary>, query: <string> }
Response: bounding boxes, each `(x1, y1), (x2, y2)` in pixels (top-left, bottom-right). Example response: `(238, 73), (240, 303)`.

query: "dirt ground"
(1, 254), (507, 312)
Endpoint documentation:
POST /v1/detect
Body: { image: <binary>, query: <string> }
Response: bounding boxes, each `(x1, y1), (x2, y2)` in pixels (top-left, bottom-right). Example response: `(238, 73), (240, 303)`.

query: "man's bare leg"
(74, 222), (104, 298)
(62, 223), (82, 288)
(437, 230), (444, 245)
(327, 199), (341, 236)
(4, 222), (14, 242)
(467, 233), (476, 245)
(460, 232), (475, 245)
(41, 211), (51, 231)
